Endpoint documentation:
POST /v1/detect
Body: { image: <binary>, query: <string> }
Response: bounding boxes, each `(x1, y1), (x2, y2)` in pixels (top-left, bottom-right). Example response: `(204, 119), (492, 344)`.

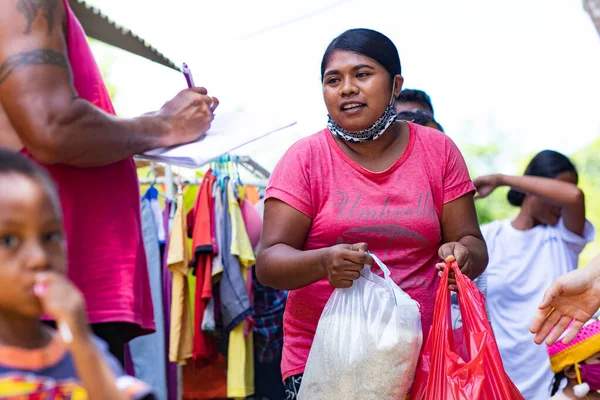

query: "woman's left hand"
(436, 242), (473, 291)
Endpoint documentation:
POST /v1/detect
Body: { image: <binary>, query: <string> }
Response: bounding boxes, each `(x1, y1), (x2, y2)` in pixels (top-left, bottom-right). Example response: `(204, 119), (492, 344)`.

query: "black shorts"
(283, 374), (303, 400)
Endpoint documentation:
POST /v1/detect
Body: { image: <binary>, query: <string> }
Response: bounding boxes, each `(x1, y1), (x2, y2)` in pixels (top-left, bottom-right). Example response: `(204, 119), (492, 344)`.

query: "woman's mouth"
(340, 102), (366, 113)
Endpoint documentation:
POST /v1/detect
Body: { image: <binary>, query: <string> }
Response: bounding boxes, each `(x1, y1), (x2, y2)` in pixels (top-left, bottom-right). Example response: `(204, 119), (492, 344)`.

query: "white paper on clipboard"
(140, 111), (297, 168)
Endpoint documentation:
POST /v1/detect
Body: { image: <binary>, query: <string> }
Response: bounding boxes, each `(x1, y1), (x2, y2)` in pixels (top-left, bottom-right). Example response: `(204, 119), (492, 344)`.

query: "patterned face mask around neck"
(327, 81), (398, 143)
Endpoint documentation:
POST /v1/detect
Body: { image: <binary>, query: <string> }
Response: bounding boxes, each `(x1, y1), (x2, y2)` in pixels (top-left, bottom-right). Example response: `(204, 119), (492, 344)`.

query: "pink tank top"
(27, 1), (155, 333)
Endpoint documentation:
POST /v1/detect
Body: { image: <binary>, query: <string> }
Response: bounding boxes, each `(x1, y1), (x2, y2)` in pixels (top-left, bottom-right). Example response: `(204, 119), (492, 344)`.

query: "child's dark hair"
(396, 110), (444, 132)
(550, 371), (565, 396)
(507, 150), (578, 207)
(396, 89), (434, 116)
(0, 149), (58, 197)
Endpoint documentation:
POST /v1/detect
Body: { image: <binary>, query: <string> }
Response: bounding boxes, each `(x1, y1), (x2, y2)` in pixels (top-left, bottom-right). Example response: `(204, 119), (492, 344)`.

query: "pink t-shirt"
(23, 1), (154, 334)
(266, 123), (475, 380)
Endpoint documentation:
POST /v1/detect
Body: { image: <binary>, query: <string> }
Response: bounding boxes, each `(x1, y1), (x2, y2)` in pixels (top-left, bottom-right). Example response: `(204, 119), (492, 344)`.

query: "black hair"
(321, 28), (401, 82)
(550, 371), (566, 396)
(396, 89), (434, 116)
(396, 110), (444, 132)
(507, 150), (578, 207)
(0, 149), (59, 204)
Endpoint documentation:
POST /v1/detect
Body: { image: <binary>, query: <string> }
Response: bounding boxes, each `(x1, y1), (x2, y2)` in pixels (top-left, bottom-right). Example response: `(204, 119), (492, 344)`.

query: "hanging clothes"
(244, 186), (261, 206)
(143, 186), (166, 244)
(168, 195), (193, 364)
(248, 195), (286, 399)
(187, 171), (219, 366)
(223, 178), (255, 399)
(218, 178), (252, 332)
(128, 198), (168, 400)
(182, 354), (227, 400)
(161, 199), (178, 400)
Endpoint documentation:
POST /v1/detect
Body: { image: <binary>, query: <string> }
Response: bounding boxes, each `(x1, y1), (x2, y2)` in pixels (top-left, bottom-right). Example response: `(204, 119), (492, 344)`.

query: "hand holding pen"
(183, 62), (219, 112)
(151, 62), (219, 147)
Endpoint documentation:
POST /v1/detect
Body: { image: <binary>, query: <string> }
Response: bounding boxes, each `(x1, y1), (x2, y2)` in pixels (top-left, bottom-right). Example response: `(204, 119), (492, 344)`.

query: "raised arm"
(0, 0), (217, 167)
(35, 272), (134, 400)
(474, 174), (585, 235)
(256, 199), (372, 290)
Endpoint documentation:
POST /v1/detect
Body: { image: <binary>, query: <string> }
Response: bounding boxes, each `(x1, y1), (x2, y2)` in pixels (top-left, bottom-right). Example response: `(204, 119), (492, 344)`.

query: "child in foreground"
(548, 318), (600, 399)
(0, 150), (154, 399)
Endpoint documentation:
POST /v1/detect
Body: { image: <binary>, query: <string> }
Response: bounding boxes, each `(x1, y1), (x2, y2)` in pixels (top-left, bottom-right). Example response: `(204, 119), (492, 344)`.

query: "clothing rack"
(138, 176), (269, 188)
(138, 155), (271, 194)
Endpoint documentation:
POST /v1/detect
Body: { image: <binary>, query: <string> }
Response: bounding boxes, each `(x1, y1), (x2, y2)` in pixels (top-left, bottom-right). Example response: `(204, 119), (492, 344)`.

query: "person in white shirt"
(473, 150), (595, 400)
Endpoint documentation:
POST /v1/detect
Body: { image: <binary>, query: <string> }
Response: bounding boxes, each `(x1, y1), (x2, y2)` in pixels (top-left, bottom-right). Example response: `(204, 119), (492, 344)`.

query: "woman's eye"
(357, 72), (370, 78)
(327, 78), (340, 84)
(0, 235), (19, 248)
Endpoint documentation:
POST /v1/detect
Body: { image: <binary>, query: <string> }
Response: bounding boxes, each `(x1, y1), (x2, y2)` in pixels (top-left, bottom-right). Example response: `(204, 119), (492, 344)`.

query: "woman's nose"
(340, 78), (358, 96)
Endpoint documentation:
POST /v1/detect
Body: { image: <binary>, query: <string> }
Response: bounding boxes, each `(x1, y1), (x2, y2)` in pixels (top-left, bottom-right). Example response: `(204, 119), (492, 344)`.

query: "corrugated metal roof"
(68, 0), (180, 72)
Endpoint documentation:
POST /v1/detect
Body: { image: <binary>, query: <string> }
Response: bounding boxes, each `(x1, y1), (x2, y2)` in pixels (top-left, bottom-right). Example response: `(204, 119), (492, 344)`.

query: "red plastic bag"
(411, 262), (524, 400)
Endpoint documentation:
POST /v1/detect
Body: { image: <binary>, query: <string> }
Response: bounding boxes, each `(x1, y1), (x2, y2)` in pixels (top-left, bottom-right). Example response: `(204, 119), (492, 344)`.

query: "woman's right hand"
(322, 243), (373, 288)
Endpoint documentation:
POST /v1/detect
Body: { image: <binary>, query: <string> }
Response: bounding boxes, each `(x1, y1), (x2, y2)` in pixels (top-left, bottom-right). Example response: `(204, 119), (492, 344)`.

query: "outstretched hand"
(530, 266), (600, 345)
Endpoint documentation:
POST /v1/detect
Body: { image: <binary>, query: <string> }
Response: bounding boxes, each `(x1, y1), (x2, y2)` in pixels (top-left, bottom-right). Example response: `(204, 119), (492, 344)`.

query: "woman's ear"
(564, 365), (577, 380)
(393, 75), (404, 98)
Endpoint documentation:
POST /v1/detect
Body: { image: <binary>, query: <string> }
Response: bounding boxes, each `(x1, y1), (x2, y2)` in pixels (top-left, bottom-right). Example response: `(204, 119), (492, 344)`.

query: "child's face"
(0, 174), (66, 317)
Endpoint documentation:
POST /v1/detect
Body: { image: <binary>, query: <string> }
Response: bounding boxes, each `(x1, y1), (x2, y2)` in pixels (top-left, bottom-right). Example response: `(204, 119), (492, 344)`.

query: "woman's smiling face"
(322, 50), (402, 132)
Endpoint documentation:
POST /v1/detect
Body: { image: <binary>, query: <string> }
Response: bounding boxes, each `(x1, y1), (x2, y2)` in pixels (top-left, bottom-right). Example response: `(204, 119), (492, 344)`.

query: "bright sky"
(87, 0), (600, 173)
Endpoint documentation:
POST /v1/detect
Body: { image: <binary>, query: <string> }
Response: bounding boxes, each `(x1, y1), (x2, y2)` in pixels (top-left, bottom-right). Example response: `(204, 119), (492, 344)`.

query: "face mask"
(579, 363), (600, 391)
(327, 81), (398, 143)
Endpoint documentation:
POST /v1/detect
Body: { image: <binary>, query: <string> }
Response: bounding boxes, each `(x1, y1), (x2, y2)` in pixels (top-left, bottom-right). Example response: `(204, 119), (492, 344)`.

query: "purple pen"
(182, 62), (195, 88)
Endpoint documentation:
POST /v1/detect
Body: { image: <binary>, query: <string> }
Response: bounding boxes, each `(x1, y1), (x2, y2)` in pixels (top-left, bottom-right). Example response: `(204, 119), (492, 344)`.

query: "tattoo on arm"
(17, 0), (58, 36)
(0, 49), (67, 85)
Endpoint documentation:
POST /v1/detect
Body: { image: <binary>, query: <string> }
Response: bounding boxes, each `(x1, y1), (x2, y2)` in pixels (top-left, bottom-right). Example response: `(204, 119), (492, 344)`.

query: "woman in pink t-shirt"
(256, 28), (488, 398)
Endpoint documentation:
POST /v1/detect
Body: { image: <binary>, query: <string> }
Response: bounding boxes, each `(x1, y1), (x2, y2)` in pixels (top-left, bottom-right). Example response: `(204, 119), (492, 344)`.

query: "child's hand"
(33, 272), (89, 338)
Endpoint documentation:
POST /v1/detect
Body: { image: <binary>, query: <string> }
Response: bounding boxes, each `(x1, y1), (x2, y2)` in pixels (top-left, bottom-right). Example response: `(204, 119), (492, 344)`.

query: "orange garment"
(187, 172), (218, 364)
(244, 186), (260, 205)
(182, 354), (227, 400)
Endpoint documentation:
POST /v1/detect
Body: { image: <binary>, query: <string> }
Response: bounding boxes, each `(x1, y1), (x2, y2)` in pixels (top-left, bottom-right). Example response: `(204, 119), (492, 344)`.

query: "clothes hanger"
(145, 163), (174, 203)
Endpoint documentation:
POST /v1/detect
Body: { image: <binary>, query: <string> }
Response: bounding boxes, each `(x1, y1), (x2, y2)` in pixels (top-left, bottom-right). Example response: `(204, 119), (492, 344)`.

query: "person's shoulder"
(408, 122), (458, 161)
(292, 129), (328, 148)
(409, 122), (449, 145)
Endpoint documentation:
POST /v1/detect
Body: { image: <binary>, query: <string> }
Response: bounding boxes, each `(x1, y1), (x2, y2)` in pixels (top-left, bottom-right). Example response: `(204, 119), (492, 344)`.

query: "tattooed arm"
(0, 0), (218, 167)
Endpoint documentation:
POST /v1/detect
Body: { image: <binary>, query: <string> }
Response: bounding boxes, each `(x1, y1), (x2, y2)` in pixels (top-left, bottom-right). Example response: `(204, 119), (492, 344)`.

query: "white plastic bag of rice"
(298, 252), (422, 400)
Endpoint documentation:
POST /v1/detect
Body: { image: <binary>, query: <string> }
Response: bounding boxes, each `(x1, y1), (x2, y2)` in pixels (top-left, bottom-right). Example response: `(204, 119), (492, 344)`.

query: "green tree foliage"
(87, 38), (118, 101)
(461, 141), (517, 226)
(571, 137), (600, 266)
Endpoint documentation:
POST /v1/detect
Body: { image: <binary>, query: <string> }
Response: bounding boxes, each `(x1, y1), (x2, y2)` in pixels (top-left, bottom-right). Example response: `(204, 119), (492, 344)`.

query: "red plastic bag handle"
(447, 261), (490, 334)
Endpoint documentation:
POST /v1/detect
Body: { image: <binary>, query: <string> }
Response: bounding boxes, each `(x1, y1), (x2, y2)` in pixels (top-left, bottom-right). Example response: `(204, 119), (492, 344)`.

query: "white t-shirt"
(549, 390), (571, 400)
(483, 218), (595, 400)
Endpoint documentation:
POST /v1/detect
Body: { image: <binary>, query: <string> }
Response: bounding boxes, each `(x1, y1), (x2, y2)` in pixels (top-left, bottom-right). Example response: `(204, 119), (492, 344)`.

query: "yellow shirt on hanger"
(226, 181), (255, 399)
(167, 194), (193, 365)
